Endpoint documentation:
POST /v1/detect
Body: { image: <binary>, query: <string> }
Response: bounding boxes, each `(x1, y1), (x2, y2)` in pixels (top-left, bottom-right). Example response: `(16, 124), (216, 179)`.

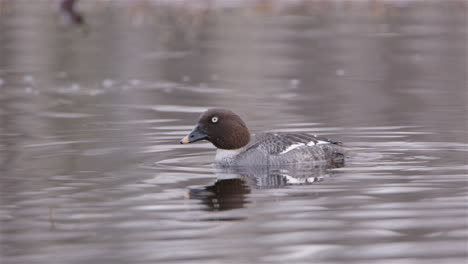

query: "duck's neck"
(215, 147), (247, 164)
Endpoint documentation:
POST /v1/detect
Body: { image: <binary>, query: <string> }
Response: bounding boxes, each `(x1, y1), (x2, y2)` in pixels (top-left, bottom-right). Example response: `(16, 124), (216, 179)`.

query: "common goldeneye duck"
(180, 108), (345, 166)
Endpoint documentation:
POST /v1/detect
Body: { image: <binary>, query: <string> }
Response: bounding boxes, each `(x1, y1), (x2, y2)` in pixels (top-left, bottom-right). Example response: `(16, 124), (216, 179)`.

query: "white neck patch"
(215, 147), (246, 163)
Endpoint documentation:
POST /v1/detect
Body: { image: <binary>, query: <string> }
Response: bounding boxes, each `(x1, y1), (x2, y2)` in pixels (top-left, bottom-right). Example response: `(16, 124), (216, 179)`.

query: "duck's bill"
(180, 125), (208, 144)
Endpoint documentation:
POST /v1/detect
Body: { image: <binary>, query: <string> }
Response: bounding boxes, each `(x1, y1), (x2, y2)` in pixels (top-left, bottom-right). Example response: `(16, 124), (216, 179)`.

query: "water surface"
(1, 1), (467, 264)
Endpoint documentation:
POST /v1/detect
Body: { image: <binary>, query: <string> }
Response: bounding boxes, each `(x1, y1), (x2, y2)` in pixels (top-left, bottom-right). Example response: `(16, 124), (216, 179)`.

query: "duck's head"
(180, 108), (250, 150)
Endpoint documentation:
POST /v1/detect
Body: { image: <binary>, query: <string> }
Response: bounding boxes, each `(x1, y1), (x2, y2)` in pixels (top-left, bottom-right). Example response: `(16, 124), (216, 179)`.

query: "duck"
(180, 108), (345, 167)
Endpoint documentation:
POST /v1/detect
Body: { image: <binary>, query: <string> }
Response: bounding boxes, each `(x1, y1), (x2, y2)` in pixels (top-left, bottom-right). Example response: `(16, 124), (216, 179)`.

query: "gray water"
(1, 1), (467, 264)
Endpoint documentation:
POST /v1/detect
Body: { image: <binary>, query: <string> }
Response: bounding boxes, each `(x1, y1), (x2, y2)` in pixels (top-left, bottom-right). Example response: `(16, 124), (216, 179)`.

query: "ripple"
(97, 104), (210, 113)
(36, 111), (94, 118)
(23, 140), (96, 148)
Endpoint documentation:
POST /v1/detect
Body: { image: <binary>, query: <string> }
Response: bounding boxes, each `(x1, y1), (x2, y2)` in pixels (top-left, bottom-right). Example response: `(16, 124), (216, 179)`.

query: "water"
(1, 1), (467, 264)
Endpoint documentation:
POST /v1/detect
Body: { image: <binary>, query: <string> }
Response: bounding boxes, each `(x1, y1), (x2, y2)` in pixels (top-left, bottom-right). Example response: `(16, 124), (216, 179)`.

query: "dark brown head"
(180, 108), (251, 150)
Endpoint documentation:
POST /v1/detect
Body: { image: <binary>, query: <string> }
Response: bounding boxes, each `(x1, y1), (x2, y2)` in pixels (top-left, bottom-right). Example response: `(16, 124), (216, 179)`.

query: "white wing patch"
(280, 143), (305, 154)
(316, 140), (330, 145)
(280, 140), (331, 154)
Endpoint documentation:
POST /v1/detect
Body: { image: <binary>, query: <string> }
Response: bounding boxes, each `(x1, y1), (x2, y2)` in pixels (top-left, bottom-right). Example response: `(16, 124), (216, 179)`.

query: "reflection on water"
(188, 178), (251, 211)
(216, 164), (335, 188)
(189, 164), (337, 211)
(1, 1), (467, 264)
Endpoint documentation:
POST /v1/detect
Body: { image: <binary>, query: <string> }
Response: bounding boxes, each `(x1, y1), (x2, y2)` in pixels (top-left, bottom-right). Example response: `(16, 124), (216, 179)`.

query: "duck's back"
(233, 132), (345, 166)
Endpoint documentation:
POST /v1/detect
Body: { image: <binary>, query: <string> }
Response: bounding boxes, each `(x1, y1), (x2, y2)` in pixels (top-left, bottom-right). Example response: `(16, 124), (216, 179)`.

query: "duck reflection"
(188, 178), (251, 211)
(188, 163), (341, 211)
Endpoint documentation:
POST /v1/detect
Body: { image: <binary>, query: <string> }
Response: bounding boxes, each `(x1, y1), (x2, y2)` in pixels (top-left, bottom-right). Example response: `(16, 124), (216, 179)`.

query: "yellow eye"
(211, 116), (219, 123)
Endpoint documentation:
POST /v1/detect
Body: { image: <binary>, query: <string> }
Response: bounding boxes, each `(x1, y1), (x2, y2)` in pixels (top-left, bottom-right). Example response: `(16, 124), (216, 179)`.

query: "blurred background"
(1, 0), (467, 264)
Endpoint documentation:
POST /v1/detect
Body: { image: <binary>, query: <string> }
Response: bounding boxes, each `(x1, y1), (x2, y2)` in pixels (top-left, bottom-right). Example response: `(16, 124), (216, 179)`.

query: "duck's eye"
(211, 116), (219, 123)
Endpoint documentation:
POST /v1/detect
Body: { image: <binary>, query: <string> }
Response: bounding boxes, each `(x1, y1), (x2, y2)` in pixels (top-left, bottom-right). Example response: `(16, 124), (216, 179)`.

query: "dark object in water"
(59, 0), (89, 35)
